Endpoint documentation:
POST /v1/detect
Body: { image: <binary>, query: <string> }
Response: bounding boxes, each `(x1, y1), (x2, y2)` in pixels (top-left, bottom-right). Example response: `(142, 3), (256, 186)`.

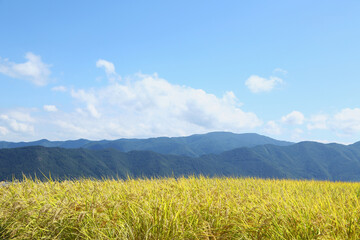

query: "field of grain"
(0, 176), (360, 239)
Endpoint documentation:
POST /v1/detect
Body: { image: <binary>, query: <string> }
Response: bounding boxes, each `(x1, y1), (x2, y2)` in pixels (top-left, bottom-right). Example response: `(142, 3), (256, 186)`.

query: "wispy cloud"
(263, 121), (282, 135)
(0, 52), (51, 86)
(307, 114), (328, 130)
(52, 86), (67, 92)
(43, 105), (58, 112)
(273, 68), (288, 75)
(333, 108), (360, 135)
(0, 126), (9, 135)
(291, 128), (304, 140)
(0, 114), (34, 134)
(245, 75), (283, 93)
(96, 59), (120, 82)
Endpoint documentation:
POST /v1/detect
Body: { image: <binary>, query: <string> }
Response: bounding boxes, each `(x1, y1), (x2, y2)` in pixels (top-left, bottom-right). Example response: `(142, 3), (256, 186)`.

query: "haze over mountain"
(0, 132), (293, 157)
(1, 137), (360, 182)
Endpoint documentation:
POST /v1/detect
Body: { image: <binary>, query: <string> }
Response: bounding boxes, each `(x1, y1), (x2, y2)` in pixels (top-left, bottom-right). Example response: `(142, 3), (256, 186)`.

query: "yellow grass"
(1, 176), (360, 239)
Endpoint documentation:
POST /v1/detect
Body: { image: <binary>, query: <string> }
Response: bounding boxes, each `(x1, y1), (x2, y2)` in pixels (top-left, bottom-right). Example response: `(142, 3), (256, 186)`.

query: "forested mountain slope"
(1, 140), (360, 181)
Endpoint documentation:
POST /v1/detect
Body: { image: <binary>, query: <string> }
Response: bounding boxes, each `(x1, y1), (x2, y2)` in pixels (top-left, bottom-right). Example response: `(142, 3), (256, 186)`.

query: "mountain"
(1, 140), (360, 181)
(0, 146), (209, 180)
(0, 139), (91, 149)
(218, 142), (360, 181)
(0, 132), (293, 157)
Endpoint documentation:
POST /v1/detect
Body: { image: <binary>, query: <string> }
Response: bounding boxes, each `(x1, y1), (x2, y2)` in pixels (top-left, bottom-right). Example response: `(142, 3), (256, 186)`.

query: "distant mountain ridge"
(0, 132), (293, 157)
(1, 140), (360, 182)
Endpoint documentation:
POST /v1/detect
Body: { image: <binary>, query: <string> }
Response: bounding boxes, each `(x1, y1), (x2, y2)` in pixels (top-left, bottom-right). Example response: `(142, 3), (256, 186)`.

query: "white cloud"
(0, 126), (9, 135)
(307, 114), (328, 130)
(86, 104), (100, 118)
(333, 108), (360, 135)
(55, 120), (87, 135)
(96, 59), (120, 82)
(67, 73), (262, 139)
(0, 115), (9, 121)
(70, 89), (98, 105)
(43, 105), (58, 112)
(6, 111), (35, 123)
(70, 89), (100, 118)
(10, 121), (33, 133)
(96, 59), (115, 75)
(0, 114), (34, 133)
(0, 52), (51, 86)
(245, 75), (283, 93)
(263, 121), (281, 135)
(52, 86), (67, 92)
(281, 111), (305, 125)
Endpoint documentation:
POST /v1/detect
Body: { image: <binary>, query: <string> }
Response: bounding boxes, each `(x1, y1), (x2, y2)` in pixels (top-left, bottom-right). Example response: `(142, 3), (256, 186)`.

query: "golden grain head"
(0, 176), (359, 239)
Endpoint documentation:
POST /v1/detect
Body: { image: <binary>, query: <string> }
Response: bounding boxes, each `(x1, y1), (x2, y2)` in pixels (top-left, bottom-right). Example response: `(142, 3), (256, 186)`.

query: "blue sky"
(1, 0), (360, 143)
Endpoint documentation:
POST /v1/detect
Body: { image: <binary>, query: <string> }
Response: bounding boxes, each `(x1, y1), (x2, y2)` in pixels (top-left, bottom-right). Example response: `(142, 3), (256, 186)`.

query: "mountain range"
(0, 132), (292, 157)
(1, 132), (360, 182)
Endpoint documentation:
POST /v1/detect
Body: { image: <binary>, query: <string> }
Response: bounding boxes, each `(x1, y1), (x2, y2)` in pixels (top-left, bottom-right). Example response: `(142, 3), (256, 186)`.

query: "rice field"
(1, 176), (360, 239)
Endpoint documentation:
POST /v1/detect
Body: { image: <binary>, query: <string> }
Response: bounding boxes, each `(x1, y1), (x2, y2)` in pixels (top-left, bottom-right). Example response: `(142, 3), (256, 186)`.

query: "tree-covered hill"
(1, 140), (360, 181)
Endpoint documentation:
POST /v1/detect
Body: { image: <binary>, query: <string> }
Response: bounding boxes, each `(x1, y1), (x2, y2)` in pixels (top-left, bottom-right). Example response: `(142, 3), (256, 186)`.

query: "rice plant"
(1, 176), (360, 239)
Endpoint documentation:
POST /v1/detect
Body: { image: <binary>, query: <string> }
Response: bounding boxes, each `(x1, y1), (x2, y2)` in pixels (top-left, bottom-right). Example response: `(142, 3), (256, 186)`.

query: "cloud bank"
(1, 57), (360, 144)
(66, 71), (262, 139)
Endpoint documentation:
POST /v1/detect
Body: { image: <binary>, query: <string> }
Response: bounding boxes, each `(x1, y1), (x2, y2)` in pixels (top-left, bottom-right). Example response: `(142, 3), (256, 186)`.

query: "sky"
(1, 0), (360, 144)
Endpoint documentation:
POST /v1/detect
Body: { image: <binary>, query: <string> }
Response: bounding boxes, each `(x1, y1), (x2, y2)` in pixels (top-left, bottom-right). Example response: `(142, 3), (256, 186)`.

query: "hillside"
(1, 140), (360, 181)
(218, 142), (360, 181)
(0, 146), (207, 180)
(0, 132), (293, 157)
